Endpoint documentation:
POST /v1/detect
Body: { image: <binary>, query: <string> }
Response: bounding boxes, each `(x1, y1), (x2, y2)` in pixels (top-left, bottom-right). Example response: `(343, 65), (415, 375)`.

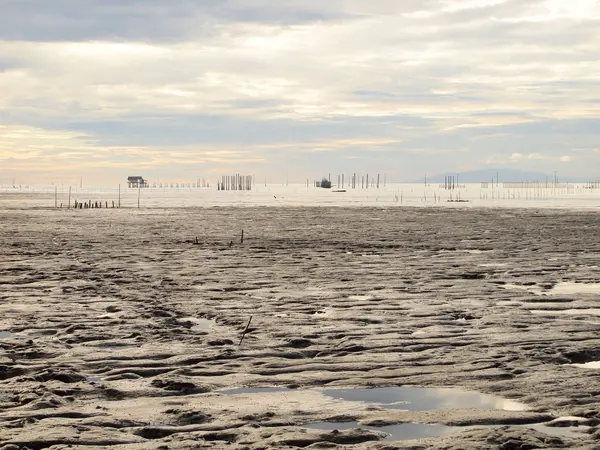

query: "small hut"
(127, 176), (148, 188)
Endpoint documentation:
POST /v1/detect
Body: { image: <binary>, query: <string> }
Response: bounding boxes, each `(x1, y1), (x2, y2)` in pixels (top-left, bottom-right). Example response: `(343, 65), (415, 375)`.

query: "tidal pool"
(321, 387), (527, 411)
(304, 421), (457, 441)
(551, 282), (600, 295)
(221, 386), (527, 411)
(569, 361), (600, 369)
(220, 387), (291, 395)
(503, 282), (600, 297)
(0, 332), (10, 338)
(178, 317), (215, 331)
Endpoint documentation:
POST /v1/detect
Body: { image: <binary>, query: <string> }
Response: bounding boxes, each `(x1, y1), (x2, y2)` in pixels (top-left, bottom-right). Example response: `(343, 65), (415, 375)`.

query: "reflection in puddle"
(0, 332), (10, 338)
(220, 386), (527, 411)
(304, 421), (457, 441)
(321, 387), (527, 411)
(552, 282), (600, 295)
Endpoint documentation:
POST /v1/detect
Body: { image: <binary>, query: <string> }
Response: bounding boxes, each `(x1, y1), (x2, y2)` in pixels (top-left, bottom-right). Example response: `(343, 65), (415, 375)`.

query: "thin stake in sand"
(238, 316), (253, 346)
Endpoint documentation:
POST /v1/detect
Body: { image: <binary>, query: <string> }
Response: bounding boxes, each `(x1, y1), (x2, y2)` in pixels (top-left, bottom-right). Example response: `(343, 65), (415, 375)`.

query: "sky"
(1, 0), (599, 185)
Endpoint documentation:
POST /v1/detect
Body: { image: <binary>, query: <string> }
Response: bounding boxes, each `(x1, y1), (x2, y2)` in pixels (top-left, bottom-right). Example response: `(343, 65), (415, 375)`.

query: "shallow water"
(220, 387), (291, 395)
(304, 421), (457, 441)
(321, 387), (527, 411)
(502, 284), (545, 295)
(529, 309), (600, 316)
(569, 361), (600, 369)
(528, 423), (591, 439)
(552, 282), (600, 295)
(0, 332), (10, 338)
(178, 317), (215, 331)
(5, 182), (600, 210)
(221, 386), (527, 411)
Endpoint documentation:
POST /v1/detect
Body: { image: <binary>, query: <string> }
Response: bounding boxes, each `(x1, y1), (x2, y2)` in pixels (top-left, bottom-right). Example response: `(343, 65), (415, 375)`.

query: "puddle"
(502, 284), (545, 295)
(497, 300), (522, 306)
(179, 317), (215, 331)
(220, 387), (291, 395)
(87, 377), (101, 383)
(503, 282), (600, 298)
(321, 387), (527, 411)
(304, 419), (592, 443)
(569, 361), (600, 369)
(348, 295), (376, 301)
(304, 421), (457, 441)
(529, 309), (600, 316)
(220, 386), (527, 411)
(528, 423), (591, 439)
(412, 330), (427, 335)
(552, 282), (600, 295)
(0, 332), (10, 339)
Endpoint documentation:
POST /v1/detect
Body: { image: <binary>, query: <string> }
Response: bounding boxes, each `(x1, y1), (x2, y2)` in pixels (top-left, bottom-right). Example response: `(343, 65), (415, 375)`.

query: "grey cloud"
(0, 0), (357, 42)
(45, 113), (434, 147)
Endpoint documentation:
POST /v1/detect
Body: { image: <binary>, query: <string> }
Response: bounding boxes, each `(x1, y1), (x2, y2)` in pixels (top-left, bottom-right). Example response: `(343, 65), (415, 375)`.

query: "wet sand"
(2, 206), (600, 449)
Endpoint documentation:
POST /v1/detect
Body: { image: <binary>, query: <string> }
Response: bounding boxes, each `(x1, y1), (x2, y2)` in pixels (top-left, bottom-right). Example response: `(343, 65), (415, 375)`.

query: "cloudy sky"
(1, 0), (599, 184)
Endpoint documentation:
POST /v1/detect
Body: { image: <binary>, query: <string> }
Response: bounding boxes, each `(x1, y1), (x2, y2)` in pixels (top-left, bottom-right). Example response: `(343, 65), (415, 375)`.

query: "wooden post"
(241, 229), (244, 244)
(54, 186), (57, 208)
(239, 316), (253, 346)
(137, 183), (141, 208)
(68, 186), (72, 209)
(118, 184), (121, 208)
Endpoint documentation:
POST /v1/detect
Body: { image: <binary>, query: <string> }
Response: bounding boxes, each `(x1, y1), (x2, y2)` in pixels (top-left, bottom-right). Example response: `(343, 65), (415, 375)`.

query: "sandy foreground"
(1, 206), (600, 449)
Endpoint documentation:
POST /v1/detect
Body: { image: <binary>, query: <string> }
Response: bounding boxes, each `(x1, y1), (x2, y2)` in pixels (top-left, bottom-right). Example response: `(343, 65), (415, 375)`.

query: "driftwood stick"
(238, 316), (253, 346)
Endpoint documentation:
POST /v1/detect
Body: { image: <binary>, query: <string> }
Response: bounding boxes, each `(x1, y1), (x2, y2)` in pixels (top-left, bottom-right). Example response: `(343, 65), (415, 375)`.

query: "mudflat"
(2, 206), (600, 449)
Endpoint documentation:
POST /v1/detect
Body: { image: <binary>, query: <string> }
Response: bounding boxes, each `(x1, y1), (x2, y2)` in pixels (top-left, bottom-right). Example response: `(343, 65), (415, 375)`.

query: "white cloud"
(509, 153), (545, 162)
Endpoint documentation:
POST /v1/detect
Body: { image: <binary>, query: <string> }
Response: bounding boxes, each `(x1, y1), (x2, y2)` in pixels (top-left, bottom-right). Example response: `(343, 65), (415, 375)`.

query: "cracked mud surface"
(2, 206), (600, 449)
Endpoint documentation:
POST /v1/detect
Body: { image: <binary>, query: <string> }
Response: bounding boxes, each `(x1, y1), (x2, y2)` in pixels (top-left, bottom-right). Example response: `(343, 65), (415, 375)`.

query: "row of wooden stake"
(54, 185), (130, 209)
